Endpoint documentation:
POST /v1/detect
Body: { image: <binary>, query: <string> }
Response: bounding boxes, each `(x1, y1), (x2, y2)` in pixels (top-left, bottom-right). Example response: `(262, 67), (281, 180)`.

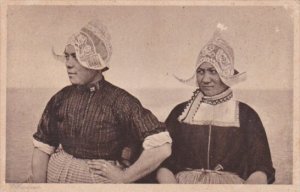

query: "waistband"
(56, 148), (119, 165)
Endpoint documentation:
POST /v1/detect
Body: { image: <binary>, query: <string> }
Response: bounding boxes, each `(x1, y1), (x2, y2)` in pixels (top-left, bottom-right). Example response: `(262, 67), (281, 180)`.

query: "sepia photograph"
(1, 0), (299, 191)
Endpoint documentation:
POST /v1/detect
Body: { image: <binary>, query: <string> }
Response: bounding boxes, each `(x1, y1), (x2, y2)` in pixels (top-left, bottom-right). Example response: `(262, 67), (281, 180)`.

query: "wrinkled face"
(64, 45), (102, 85)
(196, 62), (228, 96)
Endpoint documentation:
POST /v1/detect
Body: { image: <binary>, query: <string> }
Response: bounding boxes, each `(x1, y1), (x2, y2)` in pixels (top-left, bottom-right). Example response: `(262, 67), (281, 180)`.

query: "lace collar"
(178, 88), (239, 127)
(202, 88), (233, 105)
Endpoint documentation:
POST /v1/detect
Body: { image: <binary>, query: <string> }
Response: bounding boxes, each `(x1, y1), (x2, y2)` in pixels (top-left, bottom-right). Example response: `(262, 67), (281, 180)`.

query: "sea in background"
(5, 87), (293, 184)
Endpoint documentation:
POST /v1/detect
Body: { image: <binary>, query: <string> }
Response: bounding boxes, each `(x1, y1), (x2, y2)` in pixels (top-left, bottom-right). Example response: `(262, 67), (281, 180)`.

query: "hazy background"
(6, 5), (294, 183)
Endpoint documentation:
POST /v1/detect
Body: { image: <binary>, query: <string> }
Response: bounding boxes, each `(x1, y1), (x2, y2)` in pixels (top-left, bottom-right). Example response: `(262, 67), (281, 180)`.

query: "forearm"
(156, 167), (177, 183)
(122, 143), (171, 183)
(32, 148), (50, 183)
(245, 171), (267, 184)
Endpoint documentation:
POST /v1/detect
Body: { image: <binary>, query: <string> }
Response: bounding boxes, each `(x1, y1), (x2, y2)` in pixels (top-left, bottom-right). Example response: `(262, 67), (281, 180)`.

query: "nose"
(201, 72), (211, 84)
(66, 57), (75, 69)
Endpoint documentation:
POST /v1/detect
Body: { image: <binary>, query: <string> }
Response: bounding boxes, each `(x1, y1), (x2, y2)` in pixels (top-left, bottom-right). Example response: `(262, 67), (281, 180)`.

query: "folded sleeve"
(33, 96), (59, 151)
(142, 131), (172, 150)
(32, 138), (56, 155)
(244, 105), (276, 184)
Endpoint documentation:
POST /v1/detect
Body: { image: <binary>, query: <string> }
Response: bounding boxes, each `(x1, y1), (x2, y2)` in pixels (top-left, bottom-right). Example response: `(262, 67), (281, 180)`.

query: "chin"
(201, 90), (218, 96)
(203, 92), (214, 96)
(69, 79), (81, 85)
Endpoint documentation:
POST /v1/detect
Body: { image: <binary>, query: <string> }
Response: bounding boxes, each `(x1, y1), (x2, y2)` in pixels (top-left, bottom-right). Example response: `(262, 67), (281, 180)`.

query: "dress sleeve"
(244, 105), (276, 184)
(114, 90), (170, 146)
(33, 95), (59, 154)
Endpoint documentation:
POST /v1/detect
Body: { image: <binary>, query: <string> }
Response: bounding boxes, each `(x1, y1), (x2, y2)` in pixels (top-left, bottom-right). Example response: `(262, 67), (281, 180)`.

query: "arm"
(122, 143), (171, 183)
(156, 103), (188, 183)
(31, 148), (50, 183)
(245, 171), (267, 184)
(156, 167), (177, 183)
(87, 91), (172, 182)
(31, 95), (60, 182)
(155, 103), (188, 184)
(242, 103), (275, 183)
(88, 143), (171, 183)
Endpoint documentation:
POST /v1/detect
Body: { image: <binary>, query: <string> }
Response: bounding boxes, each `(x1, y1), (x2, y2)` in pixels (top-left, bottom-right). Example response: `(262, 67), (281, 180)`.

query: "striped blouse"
(33, 78), (167, 160)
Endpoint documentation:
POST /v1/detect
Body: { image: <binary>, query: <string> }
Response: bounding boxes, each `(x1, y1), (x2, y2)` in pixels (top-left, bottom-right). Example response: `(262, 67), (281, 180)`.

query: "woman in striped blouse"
(31, 20), (172, 183)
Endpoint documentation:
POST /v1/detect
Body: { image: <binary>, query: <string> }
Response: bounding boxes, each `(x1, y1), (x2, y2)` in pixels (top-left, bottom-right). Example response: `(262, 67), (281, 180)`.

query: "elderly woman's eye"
(71, 53), (77, 58)
(210, 69), (217, 74)
(197, 69), (205, 74)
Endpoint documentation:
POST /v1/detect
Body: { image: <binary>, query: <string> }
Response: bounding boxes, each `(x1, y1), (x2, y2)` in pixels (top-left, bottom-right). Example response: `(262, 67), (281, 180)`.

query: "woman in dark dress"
(156, 31), (275, 184)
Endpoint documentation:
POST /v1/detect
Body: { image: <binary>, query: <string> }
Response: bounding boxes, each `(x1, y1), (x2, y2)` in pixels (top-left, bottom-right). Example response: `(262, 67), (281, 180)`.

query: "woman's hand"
(87, 160), (127, 183)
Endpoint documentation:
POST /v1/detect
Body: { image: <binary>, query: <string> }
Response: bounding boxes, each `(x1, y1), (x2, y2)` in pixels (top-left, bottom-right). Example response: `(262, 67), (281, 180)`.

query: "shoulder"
(238, 101), (263, 124)
(166, 101), (189, 122)
(56, 85), (74, 95)
(47, 85), (74, 104)
(104, 81), (141, 106)
(238, 101), (260, 116)
(102, 80), (119, 93)
(171, 101), (189, 114)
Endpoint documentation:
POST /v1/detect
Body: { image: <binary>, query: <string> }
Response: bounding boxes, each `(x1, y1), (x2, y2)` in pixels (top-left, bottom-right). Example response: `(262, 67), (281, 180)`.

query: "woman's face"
(196, 62), (228, 96)
(64, 44), (102, 85)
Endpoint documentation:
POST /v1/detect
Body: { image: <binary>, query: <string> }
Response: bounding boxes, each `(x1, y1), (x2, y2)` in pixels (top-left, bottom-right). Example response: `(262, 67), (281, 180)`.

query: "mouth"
(201, 85), (214, 88)
(68, 72), (77, 75)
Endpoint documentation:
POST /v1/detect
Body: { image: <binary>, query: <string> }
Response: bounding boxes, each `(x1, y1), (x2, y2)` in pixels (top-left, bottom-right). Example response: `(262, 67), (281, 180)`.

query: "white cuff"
(142, 131), (172, 150)
(32, 138), (56, 155)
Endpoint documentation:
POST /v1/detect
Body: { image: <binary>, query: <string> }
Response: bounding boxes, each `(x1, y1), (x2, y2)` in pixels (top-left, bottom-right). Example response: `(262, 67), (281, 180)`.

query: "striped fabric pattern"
(176, 170), (244, 184)
(33, 78), (166, 160)
(47, 149), (119, 183)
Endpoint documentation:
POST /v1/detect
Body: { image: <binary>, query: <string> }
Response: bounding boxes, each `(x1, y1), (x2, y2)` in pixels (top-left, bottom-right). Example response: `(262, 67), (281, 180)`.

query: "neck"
(77, 73), (105, 92)
(201, 88), (233, 105)
(88, 72), (103, 85)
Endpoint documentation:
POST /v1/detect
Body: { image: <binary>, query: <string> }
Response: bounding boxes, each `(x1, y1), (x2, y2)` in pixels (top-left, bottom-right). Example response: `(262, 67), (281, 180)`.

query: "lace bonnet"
(175, 31), (246, 87)
(52, 20), (112, 71)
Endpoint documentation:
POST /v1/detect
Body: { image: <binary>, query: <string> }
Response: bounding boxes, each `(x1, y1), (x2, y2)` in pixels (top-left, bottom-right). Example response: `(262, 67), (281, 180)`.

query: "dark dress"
(163, 99), (275, 184)
(33, 78), (167, 182)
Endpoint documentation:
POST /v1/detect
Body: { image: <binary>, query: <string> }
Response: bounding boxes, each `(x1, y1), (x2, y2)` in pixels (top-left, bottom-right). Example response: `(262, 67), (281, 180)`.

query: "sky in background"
(7, 5), (294, 90)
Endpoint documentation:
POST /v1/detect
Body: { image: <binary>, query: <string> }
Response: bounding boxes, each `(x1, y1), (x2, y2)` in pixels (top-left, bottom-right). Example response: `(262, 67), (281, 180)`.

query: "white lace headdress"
(52, 20), (112, 71)
(175, 31), (246, 87)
